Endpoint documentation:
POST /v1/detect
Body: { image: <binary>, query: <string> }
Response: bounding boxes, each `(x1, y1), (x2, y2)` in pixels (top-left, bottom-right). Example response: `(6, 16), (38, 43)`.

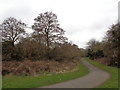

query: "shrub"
(2, 59), (78, 76)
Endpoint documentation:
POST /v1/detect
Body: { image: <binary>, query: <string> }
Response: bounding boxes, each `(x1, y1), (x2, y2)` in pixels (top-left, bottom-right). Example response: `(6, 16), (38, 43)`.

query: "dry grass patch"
(2, 59), (78, 76)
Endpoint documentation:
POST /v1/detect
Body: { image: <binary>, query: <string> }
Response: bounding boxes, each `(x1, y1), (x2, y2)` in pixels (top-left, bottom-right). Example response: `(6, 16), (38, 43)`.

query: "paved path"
(41, 59), (110, 88)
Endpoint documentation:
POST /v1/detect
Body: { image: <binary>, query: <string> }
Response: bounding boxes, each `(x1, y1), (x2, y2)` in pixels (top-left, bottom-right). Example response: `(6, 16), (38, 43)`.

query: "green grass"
(0, 75), (1, 90)
(2, 59), (89, 88)
(86, 58), (119, 88)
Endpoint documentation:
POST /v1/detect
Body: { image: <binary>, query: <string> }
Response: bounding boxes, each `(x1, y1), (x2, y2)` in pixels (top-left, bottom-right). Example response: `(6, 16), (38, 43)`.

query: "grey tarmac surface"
(40, 59), (110, 88)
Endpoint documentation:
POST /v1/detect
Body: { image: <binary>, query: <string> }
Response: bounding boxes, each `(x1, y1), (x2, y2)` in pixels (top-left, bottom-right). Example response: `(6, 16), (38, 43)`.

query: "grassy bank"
(3, 59), (89, 88)
(86, 58), (119, 88)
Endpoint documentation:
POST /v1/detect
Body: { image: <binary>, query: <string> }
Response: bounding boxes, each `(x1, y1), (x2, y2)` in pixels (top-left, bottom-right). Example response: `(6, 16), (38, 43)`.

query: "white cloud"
(0, 0), (119, 48)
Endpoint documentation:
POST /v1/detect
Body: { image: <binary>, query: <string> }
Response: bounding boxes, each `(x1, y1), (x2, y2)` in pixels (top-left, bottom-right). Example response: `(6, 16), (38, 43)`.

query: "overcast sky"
(0, 0), (119, 48)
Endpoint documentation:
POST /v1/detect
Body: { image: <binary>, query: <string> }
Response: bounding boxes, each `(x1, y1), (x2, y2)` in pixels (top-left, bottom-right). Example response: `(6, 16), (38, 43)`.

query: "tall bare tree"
(1, 17), (26, 46)
(32, 12), (67, 49)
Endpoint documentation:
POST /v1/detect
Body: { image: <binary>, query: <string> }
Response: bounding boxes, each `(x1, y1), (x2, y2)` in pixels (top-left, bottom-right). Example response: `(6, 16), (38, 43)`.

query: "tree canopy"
(1, 17), (26, 46)
(32, 12), (67, 49)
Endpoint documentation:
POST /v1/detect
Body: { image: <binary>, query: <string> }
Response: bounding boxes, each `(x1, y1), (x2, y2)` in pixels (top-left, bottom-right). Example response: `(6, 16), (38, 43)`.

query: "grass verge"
(86, 58), (119, 88)
(2, 59), (89, 88)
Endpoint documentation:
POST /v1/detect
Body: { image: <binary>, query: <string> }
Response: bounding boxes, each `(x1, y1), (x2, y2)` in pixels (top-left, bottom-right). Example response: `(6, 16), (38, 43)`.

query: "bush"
(2, 41), (14, 61)
(2, 59), (78, 76)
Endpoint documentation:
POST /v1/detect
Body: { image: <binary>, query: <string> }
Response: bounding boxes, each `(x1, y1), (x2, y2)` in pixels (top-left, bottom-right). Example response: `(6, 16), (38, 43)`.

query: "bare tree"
(32, 12), (67, 49)
(1, 17), (26, 46)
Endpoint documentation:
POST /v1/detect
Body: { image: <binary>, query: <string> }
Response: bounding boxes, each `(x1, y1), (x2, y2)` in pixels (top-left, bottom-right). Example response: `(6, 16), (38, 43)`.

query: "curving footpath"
(41, 59), (110, 88)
